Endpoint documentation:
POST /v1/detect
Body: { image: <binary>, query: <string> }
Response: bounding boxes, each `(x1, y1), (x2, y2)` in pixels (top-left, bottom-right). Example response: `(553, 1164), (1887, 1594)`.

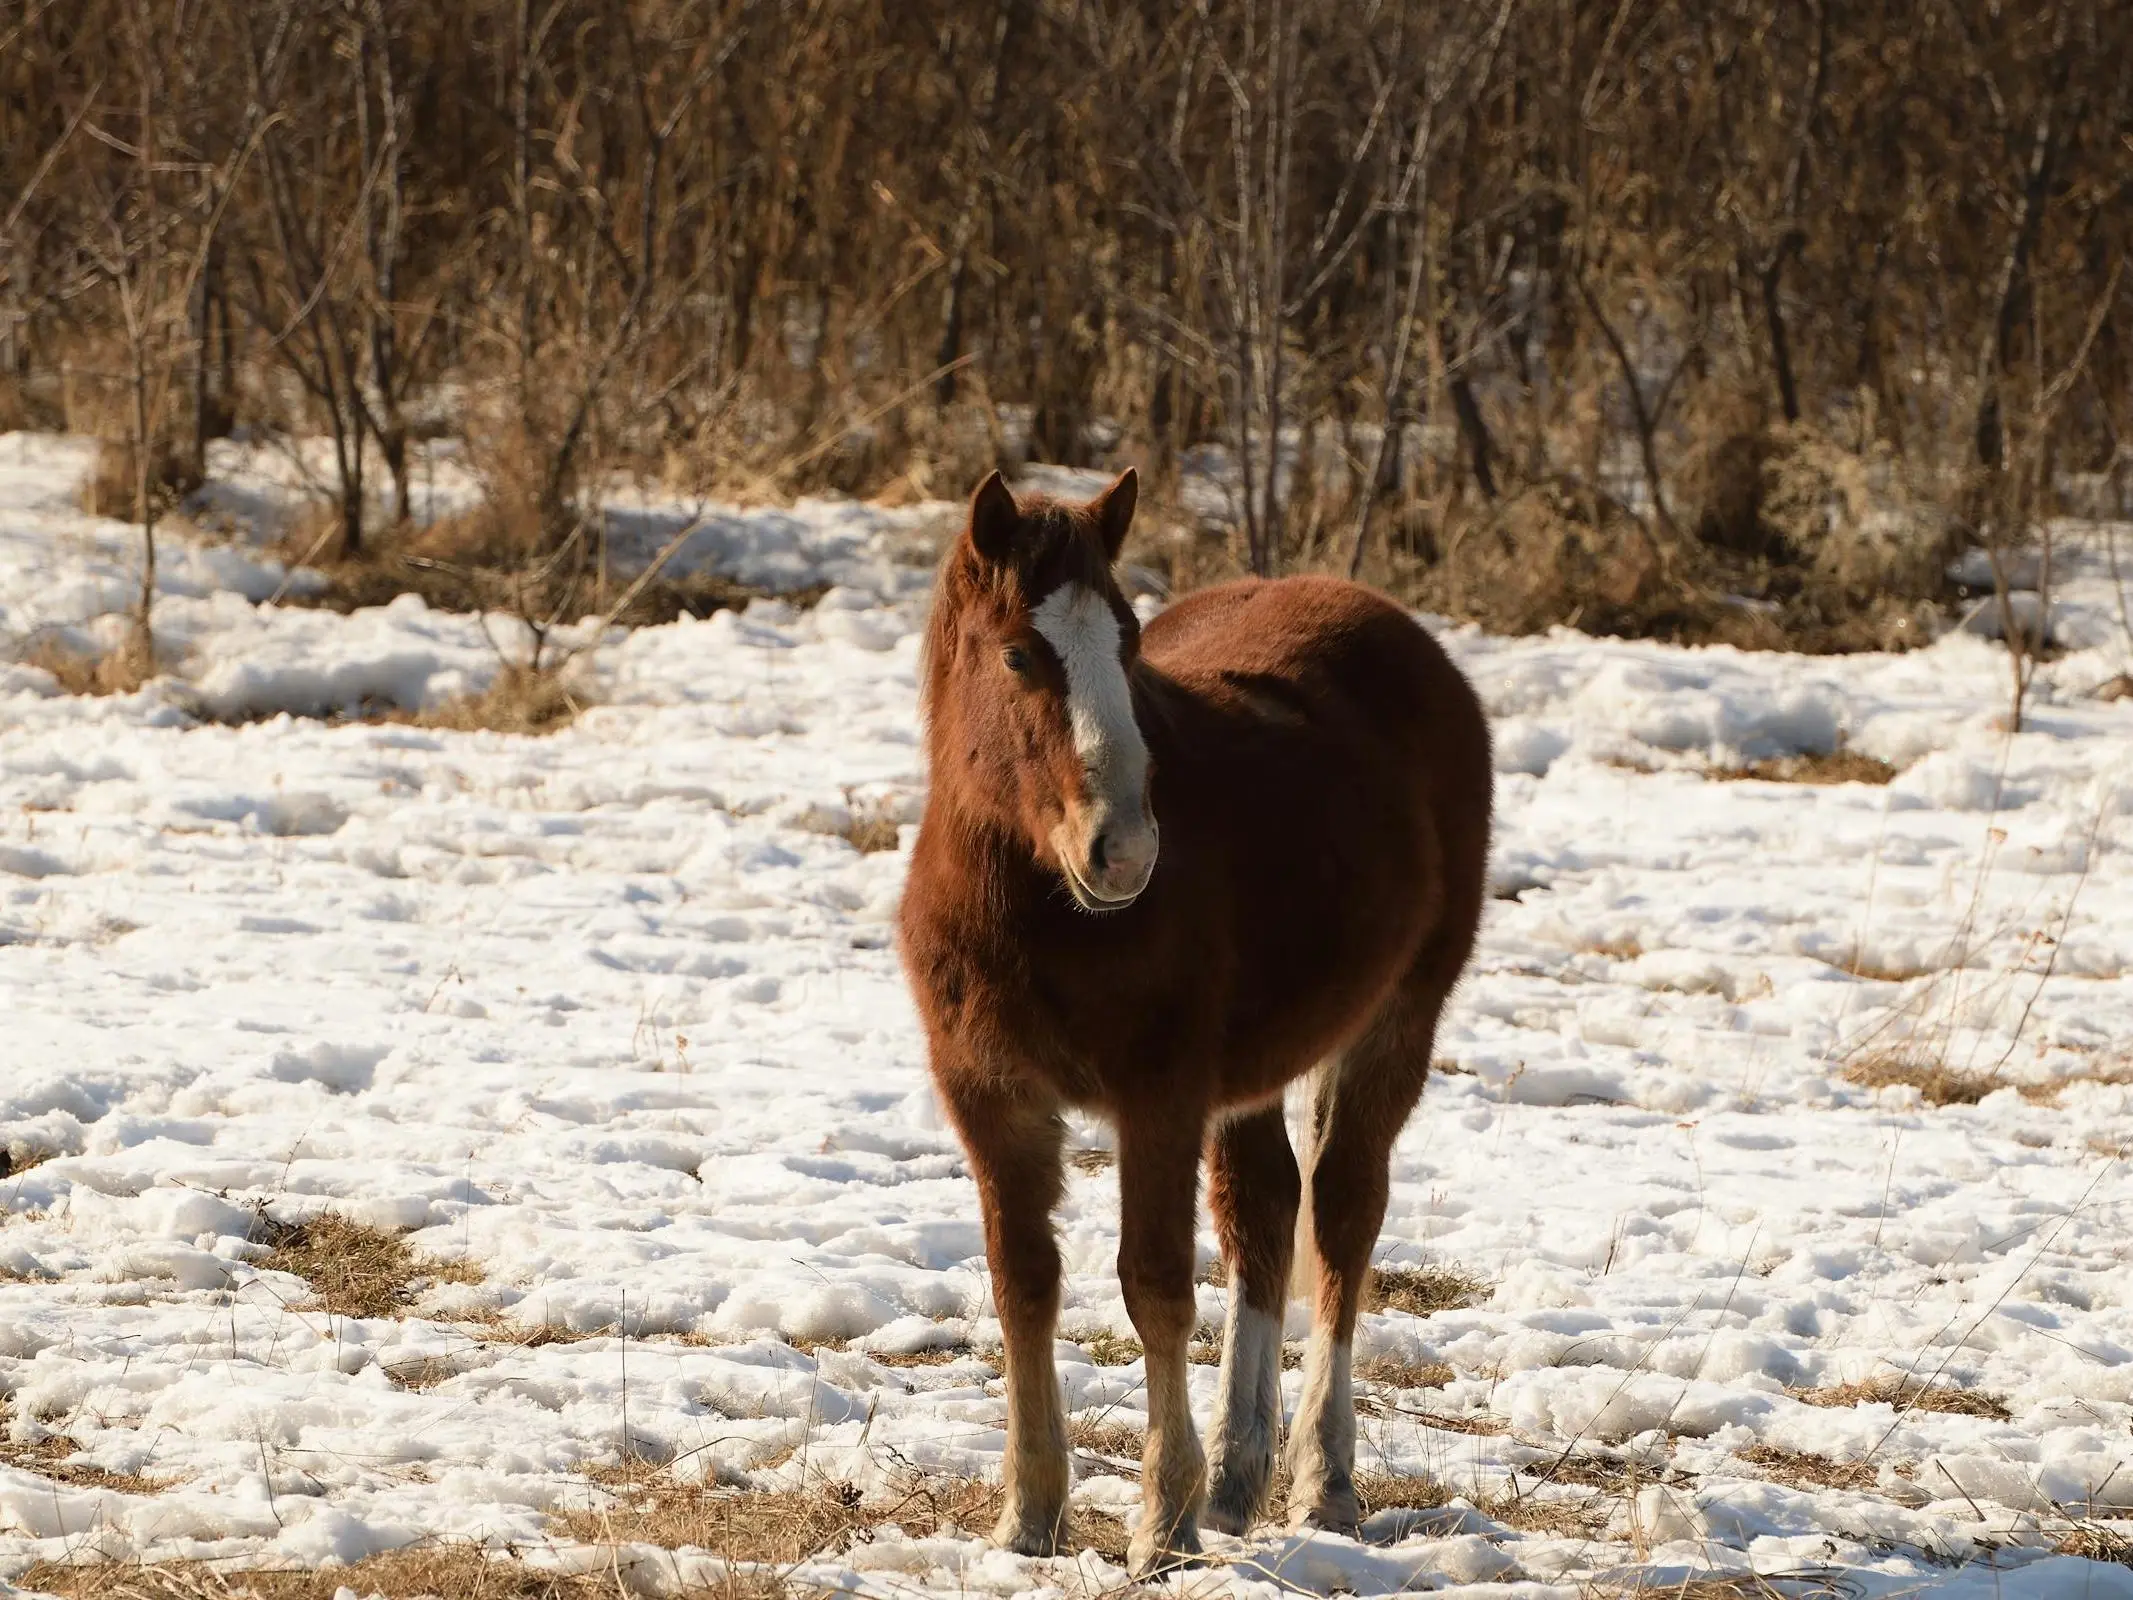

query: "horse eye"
(1002, 645), (1031, 675)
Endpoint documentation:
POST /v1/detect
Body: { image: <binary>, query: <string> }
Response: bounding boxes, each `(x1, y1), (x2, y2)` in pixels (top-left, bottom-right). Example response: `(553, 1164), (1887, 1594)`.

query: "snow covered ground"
(4, 430), (2133, 1599)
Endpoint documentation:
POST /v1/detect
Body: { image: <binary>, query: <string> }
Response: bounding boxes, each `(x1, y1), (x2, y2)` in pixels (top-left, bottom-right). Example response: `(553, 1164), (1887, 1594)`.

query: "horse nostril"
(1088, 831), (1111, 873)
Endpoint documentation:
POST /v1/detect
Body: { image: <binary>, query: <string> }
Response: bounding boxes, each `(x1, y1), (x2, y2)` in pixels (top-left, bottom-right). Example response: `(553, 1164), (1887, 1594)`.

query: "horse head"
(922, 468), (1158, 911)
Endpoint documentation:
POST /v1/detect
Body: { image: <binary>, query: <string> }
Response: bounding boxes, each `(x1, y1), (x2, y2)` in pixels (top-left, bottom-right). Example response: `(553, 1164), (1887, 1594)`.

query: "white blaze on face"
(1030, 583), (1148, 813)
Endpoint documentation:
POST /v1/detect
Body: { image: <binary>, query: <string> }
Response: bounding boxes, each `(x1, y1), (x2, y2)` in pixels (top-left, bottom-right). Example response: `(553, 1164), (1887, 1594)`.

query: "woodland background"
(2, 0), (2129, 650)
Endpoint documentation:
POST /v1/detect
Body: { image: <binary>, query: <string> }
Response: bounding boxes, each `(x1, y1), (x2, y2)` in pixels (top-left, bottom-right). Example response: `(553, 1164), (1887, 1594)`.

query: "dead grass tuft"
(1369, 1263), (1492, 1316)
(1067, 1416), (1146, 1460)
(561, 1472), (1130, 1566)
(21, 632), (156, 697)
(1476, 1482), (1613, 1538)
(1585, 1575), (1859, 1600)
(1355, 1356), (1457, 1390)
(1841, 1051), (1997, 1107)
(1793, 1374), (2010, 1420)
(255, 1212), (482, 1320)
(284, 515), (828, 632)
(391, 663), (583, 736)
(1734, 1444), (1879, 1492)
(1354, 1391), (1508, 1436)
(1068, 1146), (1116, 1175)
(22, 1546), (651, 1600)
(379, 1355), (469, 1390)
(2, 1145), (57, 1180)
(2057, 1519), (2133, 1567)
(1836, 955), (1938, 983)
(1066, 1328), (1144, 1367)
(1710, 749), (1898, 785)
(778, 1333), (978, 1369)
(0, 1408), (171, 1494)
(2016, 1062), (2133, 1107)
(836, 802), (902, 854)
(1356, 1472), (1451, 1514)
(81, 434), (201, 523)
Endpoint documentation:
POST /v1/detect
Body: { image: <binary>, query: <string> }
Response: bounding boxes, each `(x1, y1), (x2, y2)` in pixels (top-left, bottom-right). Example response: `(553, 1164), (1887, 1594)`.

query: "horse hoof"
(1201, 1501), (1253, 1537)
(1129, 1522), (1204, 1576)
(1203, 1482), (1262, 1536)
(994, 1512), (1062, 1558)
(1289, 1500), (1362, 1539)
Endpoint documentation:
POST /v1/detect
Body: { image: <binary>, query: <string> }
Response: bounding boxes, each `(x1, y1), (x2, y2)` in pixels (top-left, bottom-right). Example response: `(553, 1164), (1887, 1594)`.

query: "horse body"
(898, 471), (1491, 1572)
(908, 574), (1485, 1114)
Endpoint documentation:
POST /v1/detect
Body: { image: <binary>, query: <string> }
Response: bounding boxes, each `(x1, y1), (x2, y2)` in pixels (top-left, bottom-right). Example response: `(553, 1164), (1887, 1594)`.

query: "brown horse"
(897, 469), (1491, 1573)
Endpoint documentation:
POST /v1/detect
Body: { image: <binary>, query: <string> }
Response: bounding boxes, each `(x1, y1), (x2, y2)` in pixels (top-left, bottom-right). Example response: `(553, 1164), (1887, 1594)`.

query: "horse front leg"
(1115, 1104), (1209, 1573)
(939, 1073), (1070, 1555)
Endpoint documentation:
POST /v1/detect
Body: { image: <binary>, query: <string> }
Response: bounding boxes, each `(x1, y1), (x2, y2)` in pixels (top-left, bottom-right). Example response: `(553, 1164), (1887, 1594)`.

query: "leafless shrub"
(0, 0), (2125, 652)
(1761, 413), (1954, 606)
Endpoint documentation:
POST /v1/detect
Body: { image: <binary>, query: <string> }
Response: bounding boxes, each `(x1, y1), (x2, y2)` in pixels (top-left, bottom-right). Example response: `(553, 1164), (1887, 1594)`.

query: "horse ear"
(1090, 467), (1138, 562)
(968, 470), (1020, 565)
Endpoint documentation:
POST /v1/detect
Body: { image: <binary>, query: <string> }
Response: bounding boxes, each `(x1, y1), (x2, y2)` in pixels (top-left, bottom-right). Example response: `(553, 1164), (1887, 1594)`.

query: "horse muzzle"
(1055, 807), (1159, 912)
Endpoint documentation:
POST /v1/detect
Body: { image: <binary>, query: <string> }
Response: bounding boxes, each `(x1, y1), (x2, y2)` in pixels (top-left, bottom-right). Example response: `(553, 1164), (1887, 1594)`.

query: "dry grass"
(560, 1472), (1131, 1566)
(1793, 1374), (2010, 1420)
(777, 1333), (979, 1369)
(1733, 1444), (1879, 1492)
(2, 1145), (57, 1180)
(1067, 1328), (1144, 1366)
(2016, 1061), (2133, 1107)
(22, 632), (155, 697)
(255, 1212), (482, 1320)
(1066, 1416), (1145, 1460)
(1841, 1051), (1997, 1106)
(1369, 1263), (1492, 1316)
(1067, 1147), (1116, 1175)
(80, 434), (201, 522)
(0, 1409), (171, 1494)
(1476, 1482), (1614, 1538)
(285, 515), (827, 632)
(1585, 1575), (1860, 1600)
(1354, 1391), (1508, 1436)
(836, 802), (902, 854)
(1710, 749), (1898, 785)
(391, 664), (583, 736)
(379, 1354), (474, 1390)
(1356, 1472), (1451, 1514)
(1355, 1356), (1457, 1390)
(1836, 956), (1938, 983)
(2057, 1519), (2133, 1567)
(22, 1547), (660, 1600)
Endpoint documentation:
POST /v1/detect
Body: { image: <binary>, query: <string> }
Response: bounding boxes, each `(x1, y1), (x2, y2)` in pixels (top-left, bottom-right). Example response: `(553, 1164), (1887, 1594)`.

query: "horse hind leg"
(1202, 1104), (1301, 1535)
(1285, 982), (1447, 1534)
